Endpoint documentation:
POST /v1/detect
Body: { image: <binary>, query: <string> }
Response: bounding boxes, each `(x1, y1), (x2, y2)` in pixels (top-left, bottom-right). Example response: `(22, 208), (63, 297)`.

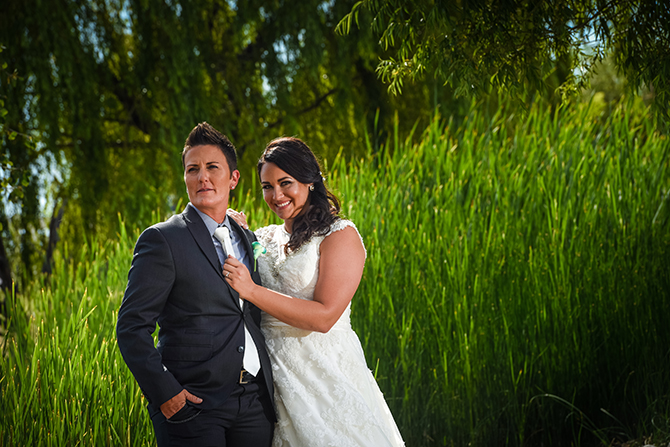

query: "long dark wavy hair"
(258, 137), (341, 254)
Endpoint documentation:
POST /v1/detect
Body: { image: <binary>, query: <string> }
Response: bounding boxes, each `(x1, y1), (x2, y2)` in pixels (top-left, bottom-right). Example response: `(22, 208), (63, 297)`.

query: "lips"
(275, 200), (291, 209)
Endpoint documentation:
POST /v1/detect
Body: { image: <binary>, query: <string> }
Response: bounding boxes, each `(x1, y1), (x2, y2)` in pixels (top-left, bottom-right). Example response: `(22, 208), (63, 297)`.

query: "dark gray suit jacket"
(116, 205), (275, 417)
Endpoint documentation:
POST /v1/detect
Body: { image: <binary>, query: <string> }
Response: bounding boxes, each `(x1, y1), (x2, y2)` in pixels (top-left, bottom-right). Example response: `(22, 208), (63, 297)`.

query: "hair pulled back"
(258, 137), (341, 254)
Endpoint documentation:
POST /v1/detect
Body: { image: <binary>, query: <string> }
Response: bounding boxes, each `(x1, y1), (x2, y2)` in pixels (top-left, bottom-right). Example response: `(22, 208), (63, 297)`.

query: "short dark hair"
(258, 137), (341, 253)
(182, 122), (237, 172)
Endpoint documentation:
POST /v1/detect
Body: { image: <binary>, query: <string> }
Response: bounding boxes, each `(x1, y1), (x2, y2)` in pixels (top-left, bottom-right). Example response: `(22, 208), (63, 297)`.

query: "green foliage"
(2, 99), (669, 445)
(338, 0), (670, 116)
(0, 42), (41, 288)
(0, 0), (464, 288)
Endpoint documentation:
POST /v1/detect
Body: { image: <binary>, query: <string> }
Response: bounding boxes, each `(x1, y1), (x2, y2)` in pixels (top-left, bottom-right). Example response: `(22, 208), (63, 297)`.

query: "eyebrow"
(261, 176), (291, 184)
(186, 161), (221, 168)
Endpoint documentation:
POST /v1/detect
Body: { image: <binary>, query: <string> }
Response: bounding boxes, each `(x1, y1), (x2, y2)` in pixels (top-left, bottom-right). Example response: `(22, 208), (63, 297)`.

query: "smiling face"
(260, 162), (312, 232)
(184, 144), (240, 223)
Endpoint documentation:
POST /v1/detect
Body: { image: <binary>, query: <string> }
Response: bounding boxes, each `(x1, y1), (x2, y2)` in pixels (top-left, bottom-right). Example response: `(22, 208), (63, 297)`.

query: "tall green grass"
(338, 100), (670, 446)
(1, 99), (669, 446)
(0, 222), (153, 446)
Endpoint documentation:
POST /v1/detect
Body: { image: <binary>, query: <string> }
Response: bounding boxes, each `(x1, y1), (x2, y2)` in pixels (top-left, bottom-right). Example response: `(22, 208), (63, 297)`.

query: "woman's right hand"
(227, 208), (249, 229)
(223, 256), (257, 300)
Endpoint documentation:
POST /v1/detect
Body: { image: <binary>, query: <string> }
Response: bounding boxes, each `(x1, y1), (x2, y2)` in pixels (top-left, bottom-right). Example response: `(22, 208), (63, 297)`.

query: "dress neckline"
(281, 223), (291, 236)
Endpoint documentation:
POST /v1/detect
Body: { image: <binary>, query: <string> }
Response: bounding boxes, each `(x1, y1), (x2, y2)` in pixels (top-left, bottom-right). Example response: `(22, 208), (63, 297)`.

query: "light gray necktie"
(213, 225), (261, 376)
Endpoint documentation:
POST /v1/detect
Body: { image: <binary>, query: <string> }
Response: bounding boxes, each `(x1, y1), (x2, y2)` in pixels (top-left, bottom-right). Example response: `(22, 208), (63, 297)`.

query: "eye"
(187, 167), (198, 173)
(261, 184), (272, 190)
(281, 180), (292, 187)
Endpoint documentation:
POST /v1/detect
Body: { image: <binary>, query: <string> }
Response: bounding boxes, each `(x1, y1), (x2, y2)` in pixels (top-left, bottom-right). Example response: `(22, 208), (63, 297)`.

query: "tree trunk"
(42, 198), (67, 275)
(0, 210), (14, 318)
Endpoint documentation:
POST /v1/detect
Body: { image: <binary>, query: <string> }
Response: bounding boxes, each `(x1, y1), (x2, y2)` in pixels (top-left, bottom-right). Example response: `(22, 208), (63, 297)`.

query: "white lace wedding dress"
(255, 220), (405, 447)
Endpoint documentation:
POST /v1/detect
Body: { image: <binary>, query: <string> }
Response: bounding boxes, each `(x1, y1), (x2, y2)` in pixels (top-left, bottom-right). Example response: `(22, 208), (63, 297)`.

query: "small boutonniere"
(251, 241), (266, 271)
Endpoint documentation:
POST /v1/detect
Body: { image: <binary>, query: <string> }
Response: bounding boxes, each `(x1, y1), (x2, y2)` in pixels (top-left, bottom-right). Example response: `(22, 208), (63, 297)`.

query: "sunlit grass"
(0, 222), (153, 446)
(1, 99), (669, 446)
(338, 100), (670, 446)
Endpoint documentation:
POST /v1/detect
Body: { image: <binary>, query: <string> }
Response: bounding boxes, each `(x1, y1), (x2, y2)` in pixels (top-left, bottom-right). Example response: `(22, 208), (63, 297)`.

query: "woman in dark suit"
(117, 123), (275, 446)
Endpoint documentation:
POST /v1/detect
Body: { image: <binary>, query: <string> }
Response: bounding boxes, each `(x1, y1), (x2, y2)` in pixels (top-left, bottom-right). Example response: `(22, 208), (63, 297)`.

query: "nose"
(198, 168), (209, 182)
(273, 186), (284, 200)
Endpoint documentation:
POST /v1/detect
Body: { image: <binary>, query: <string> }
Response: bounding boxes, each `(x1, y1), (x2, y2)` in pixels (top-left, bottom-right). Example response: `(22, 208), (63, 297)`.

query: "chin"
(274, 207), (290, 219)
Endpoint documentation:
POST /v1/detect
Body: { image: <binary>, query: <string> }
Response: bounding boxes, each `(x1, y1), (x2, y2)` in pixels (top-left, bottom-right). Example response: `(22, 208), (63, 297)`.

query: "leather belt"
(239, 369), (256, 384)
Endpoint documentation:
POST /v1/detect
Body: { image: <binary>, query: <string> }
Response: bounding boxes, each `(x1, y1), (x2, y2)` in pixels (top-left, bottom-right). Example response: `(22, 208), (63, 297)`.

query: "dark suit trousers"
(151, 374), (274, 447)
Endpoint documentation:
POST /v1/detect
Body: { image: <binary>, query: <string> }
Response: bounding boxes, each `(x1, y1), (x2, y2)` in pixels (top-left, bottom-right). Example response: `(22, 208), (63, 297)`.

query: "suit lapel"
(183, 206), (226, 281)
(229, 219), (254, 268)
(228, 218), (261, 312)
(181, 206), (262, 310)
(183, 206), (244, 309)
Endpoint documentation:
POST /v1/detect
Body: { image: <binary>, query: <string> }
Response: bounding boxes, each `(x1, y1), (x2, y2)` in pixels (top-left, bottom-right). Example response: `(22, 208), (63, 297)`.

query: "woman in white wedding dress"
(223, 137), (404, 447)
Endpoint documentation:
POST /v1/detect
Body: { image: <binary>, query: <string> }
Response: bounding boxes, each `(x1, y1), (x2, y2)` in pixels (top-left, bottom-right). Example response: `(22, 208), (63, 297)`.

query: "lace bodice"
(255, 219), (364, 331)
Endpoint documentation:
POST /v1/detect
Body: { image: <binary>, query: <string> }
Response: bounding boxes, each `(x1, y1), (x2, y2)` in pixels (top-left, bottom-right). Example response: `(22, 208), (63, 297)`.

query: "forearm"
(245, 285), (336, 333)
(224, 228), (363, 332)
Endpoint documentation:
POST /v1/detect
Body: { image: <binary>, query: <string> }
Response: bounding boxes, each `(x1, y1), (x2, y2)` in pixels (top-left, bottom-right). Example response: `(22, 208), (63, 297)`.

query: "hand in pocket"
(161, 389), (203, 420)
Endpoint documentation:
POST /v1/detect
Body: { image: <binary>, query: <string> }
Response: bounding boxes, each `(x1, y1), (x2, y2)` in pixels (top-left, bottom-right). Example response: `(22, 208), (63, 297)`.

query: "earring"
(309, 185), (314, 191)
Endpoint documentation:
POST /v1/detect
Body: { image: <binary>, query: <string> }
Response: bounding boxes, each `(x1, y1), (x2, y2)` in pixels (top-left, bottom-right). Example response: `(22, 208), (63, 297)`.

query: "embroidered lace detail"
(255, 219), (404, 447)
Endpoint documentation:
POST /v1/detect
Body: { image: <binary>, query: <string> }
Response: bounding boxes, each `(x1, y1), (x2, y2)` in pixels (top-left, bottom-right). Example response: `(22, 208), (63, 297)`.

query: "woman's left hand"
(222, 256), (256, 299)
(226, 209), (249, 229)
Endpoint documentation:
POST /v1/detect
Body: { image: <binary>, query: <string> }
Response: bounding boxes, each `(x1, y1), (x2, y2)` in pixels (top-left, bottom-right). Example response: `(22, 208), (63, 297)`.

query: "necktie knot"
(214, 225), (229, 243)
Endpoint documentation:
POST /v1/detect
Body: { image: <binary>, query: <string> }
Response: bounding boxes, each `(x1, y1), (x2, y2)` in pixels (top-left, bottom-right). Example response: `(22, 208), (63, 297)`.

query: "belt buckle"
(239, 369), (249, 384)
